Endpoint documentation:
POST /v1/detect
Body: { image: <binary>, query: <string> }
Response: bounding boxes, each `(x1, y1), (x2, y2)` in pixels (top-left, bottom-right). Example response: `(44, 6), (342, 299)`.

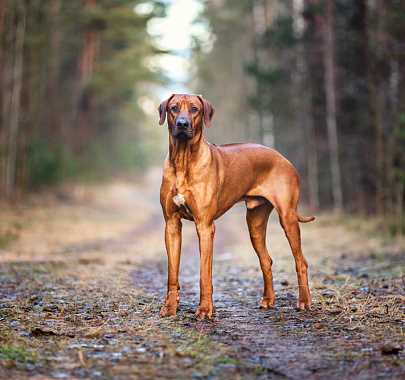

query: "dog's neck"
(169, 132), (210, 192)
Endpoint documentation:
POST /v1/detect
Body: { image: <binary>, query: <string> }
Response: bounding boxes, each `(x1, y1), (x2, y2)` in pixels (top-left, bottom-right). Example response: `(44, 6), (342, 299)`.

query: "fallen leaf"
(313, 323), (325, 330)
(78, 350), (87, 367)
(381, 344), (402, 355)
(328, 308), (342, 315)
(31, 327), (58, 337)
(84, 326), (105, 338)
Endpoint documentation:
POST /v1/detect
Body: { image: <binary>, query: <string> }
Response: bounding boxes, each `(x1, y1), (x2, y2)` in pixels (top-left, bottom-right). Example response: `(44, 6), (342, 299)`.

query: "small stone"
(50, 371), (70, 379)
(321, 290), (335, 298)
(313, 323), (325, 330)
(328, 308), (342, 315)
(111, 352), (122, 361)
(0, 360), (14, 369)
(31, 327), (57, 336)
(380, 344), (402, 355)
(84, 326), (104, 338)
(182, 357), (193, 367)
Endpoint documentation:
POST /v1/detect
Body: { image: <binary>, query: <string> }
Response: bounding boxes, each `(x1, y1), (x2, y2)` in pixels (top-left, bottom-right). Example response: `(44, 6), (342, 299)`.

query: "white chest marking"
(173, 193), (186, 207)
(173, 193), (193, 219)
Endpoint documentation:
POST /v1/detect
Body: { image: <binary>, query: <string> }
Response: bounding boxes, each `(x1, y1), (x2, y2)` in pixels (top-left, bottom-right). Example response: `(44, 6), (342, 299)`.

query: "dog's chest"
(168, 160), (206, 220)
(173, 192), (194, 220)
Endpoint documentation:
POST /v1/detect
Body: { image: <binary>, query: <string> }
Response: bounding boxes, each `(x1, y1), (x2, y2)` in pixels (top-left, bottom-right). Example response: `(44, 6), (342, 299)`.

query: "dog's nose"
(176, 117), (189, 129)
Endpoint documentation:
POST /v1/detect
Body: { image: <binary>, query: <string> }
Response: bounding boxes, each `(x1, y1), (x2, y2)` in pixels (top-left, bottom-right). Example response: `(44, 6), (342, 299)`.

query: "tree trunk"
(0, 0), (7, 119)
(251, 0), (265, 144)
(302, 0), (320, 210)
(79, 0), (99, 85)
(71, 0), (99, 151)
(46, 0), (62, 140)
(366, 0), (387, 215)
(0, 0), (7, 192)
(374, 0), (386, 216)
(322, 0), (343, 211)
(392, 11), (405, 235)
(304, 98), (320, 210)
(5, 0), (25, 198)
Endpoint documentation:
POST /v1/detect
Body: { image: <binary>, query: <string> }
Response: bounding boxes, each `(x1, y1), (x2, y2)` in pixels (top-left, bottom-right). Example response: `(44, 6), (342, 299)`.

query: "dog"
(158, 93), (315, 320)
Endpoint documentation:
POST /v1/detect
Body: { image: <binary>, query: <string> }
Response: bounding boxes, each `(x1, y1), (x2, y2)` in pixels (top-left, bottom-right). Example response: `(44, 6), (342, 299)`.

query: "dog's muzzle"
(173, 117), (193, 140)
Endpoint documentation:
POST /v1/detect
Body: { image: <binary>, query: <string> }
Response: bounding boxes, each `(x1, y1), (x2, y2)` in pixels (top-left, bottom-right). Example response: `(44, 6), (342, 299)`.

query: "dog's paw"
(160, 291), (179, 317)
(296, 297), (312, 311)
(195, 304), (214, 320)
(160, 304), (177, 317)
(259, 297), (275, 309)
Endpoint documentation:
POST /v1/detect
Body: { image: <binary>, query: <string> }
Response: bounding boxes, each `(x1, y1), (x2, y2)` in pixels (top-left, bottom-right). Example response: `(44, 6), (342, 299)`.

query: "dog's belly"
(243, 195), (269, 209)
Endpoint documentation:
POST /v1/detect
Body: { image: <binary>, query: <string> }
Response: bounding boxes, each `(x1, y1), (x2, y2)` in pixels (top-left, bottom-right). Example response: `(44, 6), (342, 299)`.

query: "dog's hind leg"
(278, 208), (312, 310)
(246, 202), (275, 309)
(261, 170), (312, 311)
(270, 189), (312, 311)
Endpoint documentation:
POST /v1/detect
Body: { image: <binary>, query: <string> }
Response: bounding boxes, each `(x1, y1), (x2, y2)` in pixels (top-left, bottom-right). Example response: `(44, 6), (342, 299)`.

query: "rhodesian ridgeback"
(158, 93), (315, 320)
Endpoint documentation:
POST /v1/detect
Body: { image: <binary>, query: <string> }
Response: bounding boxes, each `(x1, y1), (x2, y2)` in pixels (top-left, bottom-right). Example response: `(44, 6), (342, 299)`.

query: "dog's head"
(158, 94), (214, 141)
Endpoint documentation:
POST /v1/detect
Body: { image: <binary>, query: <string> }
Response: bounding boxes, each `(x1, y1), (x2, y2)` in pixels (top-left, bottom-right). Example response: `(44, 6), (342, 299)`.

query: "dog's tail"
(297, 213), (316, 223)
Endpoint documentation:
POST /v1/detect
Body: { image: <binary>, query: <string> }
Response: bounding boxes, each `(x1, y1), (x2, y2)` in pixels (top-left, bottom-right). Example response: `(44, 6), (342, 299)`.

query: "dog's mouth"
(173, 129), (193, 140)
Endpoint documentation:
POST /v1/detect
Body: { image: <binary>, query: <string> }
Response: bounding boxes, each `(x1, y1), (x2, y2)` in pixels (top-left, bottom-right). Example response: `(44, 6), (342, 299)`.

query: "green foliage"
(0, 345), (36, 364)
(262, 15), (297, 48)
(245, 64), (285, 84)
(192, 0), (405, 227)
(0, 231), (18, 249)
(27, 139), (77, 189)
(399, 113), (405, 128)
(0, 0), (168, 193)
(25, 132), (153, 187)
(393, 168), (405, 185)
(76, 138), (149, 181)
(388, 220), (405, 237)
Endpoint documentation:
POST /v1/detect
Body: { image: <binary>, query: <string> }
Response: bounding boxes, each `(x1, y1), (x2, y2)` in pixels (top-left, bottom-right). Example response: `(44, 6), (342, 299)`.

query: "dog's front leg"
(195, 221), (215, 320)
(160, 216), (182, 317)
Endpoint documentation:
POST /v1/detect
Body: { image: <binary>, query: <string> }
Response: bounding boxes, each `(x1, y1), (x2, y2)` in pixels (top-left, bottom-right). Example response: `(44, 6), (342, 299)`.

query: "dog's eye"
(170, 106), (179, 113)
(191, 106), (199, 113)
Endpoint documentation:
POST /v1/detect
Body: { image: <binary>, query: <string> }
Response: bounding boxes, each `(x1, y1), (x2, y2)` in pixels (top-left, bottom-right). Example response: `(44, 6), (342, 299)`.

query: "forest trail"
(0, 168), (404, 380)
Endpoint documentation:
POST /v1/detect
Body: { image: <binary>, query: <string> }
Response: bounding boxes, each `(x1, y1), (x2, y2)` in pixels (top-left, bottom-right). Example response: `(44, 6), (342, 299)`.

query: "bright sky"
(135, 0), (208, 114)
(147, 0), (206, 94)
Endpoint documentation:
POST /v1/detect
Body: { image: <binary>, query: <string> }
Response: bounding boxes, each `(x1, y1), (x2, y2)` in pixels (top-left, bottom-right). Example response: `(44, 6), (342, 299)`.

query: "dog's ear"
(158, 94), (174, 126)
(197, 95), (215, 128)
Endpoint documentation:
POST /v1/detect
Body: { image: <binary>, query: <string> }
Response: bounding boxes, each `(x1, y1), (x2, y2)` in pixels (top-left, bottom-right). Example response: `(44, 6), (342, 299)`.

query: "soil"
(0, 168), (404, 379)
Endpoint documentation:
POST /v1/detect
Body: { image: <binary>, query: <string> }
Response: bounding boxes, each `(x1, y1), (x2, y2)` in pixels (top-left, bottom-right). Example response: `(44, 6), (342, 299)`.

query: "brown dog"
(158, 93), (315, 320)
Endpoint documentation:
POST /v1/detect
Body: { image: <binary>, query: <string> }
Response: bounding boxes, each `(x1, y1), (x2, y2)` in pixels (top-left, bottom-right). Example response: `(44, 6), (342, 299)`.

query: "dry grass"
(0, 169), (404, 379)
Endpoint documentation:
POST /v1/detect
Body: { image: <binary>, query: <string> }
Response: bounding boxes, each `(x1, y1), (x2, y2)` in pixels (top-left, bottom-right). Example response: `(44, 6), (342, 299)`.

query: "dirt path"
(0, 168), (404, 379)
